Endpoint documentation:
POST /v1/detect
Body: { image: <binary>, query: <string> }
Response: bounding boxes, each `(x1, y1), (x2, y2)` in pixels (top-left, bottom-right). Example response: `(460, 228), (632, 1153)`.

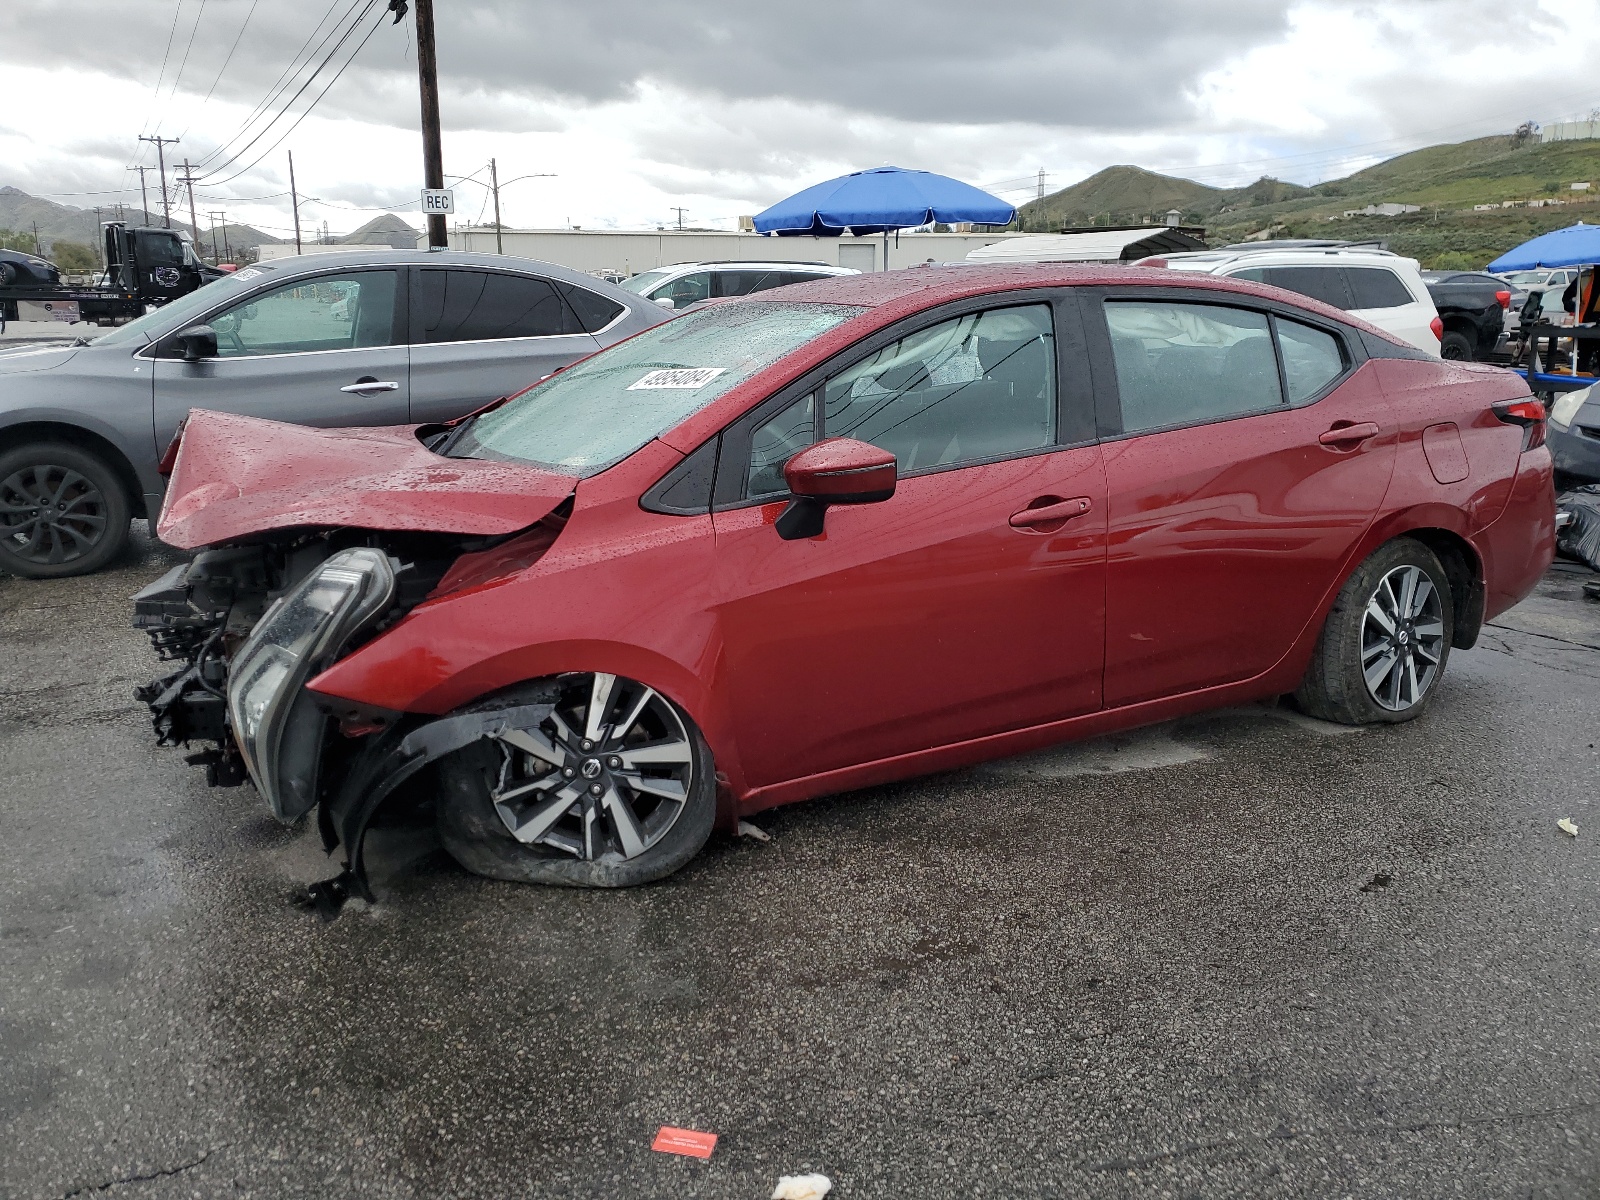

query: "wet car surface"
(4, 528), (1598, 1197)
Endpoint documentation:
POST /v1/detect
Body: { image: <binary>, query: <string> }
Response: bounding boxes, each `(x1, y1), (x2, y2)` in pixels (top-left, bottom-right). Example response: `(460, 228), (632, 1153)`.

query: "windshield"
(1502, 271), (1550, 287)
(619, 267), (676, 295)
(93, 265), (275, 347)
(448, 301), (865, 474)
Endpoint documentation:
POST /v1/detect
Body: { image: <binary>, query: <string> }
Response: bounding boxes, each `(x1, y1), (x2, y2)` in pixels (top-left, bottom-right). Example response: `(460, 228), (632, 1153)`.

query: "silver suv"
(0, 249), (668, 578)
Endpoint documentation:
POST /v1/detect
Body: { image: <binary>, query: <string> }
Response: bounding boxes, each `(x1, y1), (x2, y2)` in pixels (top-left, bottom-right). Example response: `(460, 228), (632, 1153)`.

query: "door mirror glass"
(775, 437), (896, 540)
(174, 324), (218, 361)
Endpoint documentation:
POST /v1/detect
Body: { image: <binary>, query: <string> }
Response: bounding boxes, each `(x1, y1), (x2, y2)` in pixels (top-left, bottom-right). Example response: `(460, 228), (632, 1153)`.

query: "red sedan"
(135, 266), (1555, 900)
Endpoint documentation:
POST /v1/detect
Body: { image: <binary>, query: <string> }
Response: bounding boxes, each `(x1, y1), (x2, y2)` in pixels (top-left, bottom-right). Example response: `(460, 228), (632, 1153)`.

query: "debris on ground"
(1359, 872), (1394, 892)
(736, 820), (772, 842)
(1555, 486), (1600, 572)
(651, 1126), (717, 1159)
(771, 1174), (833, 1200)
(1583, 580), (1600, 602)
(1558, 818), (1579, 837)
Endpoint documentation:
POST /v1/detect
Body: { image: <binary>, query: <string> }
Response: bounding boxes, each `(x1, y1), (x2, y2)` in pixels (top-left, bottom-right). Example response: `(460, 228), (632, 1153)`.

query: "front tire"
(1295, 538), (1454, 725)
(437, 673), (716, 888)
(0, 442), (132, 578)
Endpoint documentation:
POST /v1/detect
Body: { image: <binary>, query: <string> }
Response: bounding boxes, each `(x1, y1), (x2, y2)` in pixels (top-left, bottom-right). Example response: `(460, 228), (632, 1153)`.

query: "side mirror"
(174, 324), (218, 361)
(654, 296), (678, 310)
(775, 438), (897, 541)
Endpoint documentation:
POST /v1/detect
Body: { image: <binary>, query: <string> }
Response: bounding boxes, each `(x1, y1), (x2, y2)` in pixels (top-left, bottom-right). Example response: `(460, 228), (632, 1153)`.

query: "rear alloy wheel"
(1295, 538), (1454, 724)
(0, 443), (131, 578)
(1440, 330), (1473, 361)
(438, 673), (716, 887)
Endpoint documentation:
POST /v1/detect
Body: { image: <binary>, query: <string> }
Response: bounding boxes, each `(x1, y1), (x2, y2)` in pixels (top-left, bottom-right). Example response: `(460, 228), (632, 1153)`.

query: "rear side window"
(1248, 266), (1354, 310)
(557, 282), (624, 332)
(1276, 319), (1345, 402)
(1106, 301), (1283, 432)
(415, 269), (572, 343)
(1345, 267), (1415, 310)
(716, 269), (788, 297)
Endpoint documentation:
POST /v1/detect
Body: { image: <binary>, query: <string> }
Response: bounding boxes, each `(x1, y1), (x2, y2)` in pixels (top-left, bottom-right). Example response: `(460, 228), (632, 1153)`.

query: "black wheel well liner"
(0, 420), (148, 519)
(1402, 527), (1484, 649)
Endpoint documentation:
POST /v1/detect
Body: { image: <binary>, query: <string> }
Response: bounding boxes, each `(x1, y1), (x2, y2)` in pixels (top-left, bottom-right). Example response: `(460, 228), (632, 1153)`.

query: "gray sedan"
(0, 249), (668, 578)
(1548, 382), (1600, 485)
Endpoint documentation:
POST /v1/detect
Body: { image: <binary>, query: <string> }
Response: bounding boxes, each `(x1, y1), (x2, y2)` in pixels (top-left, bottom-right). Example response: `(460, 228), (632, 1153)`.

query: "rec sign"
(420, 188), (455, 215)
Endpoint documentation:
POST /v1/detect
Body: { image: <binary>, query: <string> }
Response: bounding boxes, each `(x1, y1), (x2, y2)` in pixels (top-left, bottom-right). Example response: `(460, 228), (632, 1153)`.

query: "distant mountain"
(0, 186), (282, 256)
(338, 213), (419, 248)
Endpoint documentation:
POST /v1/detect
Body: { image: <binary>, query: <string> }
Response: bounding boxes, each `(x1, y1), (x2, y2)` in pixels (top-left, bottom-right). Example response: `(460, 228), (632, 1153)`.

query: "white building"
(1543, 120), (1600, 143)
(444, 227), (1023, 275)
(1341, 203), (1422, 218)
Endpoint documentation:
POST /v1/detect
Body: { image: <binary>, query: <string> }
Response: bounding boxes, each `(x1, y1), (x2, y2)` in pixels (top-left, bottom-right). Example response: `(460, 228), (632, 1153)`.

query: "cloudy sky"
(2, 0), (1598, 240)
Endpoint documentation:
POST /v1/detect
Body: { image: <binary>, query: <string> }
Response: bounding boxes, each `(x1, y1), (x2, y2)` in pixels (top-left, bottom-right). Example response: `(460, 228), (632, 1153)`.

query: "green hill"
(1018, 133), (1600, 266)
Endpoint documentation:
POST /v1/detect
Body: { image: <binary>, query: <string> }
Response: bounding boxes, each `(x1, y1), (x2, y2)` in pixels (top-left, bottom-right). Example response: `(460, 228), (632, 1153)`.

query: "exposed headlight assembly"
(1548, 385), (1592, 431)
(227, 548), (396, 821)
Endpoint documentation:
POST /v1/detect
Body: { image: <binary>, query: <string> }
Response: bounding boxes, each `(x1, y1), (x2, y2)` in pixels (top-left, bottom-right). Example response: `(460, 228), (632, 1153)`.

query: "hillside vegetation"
(1018, 135), (1600, 267)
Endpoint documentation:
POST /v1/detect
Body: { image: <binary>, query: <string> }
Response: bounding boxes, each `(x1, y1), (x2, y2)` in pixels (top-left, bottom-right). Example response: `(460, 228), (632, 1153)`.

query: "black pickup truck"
(1420, 271), (1511, 362)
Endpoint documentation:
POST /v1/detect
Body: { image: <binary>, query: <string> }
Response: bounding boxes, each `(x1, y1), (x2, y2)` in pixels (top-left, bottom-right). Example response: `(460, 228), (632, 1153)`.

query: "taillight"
(1495, 289), (1511, 309)
(1430, 316), (1444, 341)
(1494, 397), (1547, 450)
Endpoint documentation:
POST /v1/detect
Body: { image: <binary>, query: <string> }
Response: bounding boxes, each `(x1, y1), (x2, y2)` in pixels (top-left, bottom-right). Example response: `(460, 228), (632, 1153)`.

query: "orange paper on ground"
(652, 1126), (718, 1159)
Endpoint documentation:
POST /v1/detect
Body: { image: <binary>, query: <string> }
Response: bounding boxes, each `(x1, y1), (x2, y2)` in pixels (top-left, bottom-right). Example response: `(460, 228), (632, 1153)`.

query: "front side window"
(1106, 301), (1283, 433)
(209, 270), (397, 357)
(651, 272), (711, 310)
(1345, 267), (1415, 309)
(448, 301), (864, 476)
(822, 304), (1056, 473)
(416, 269), (573, 343)
(748, 392), (816, 498)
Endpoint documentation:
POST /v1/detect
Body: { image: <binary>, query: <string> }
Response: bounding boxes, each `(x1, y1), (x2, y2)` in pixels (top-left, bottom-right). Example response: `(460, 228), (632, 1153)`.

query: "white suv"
(620, 261), (859, 310)
(1140, 245), (1443, 356)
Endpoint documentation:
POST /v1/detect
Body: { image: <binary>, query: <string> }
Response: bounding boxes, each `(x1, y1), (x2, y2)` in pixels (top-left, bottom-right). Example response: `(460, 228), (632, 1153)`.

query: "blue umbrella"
(1488, 223), (1600, 272)
(754, 166), (1015, 236)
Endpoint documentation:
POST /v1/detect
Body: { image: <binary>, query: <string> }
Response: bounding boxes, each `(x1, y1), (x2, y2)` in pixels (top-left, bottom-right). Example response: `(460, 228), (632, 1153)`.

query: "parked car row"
(124, 263), (1555, 900)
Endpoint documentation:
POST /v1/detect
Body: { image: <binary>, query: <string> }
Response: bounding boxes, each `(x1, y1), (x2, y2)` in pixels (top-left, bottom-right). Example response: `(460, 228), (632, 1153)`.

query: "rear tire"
(0, 442), (132, 579)
(1440, 330), (1473, 361)
(1294, 538), (1454, 725)
(437, 674), (716, 888)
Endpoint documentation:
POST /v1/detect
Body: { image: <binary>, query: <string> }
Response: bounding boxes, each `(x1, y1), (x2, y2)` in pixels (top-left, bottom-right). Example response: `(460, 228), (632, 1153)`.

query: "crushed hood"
(157, 409), (576, 550)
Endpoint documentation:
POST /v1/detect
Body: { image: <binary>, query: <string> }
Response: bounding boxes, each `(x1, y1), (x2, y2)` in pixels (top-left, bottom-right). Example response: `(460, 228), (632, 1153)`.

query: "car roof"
(253, 248), (641, 295)
(645, 261), (858, 273)
(1159, 247), (1414, 271)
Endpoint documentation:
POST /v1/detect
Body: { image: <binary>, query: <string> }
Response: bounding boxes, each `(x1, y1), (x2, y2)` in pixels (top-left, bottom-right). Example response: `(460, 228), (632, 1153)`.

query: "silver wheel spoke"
(1365, 650), (1398, 693)
(504, 784), (582, 844)
(1361, 638), (1390, 664)
(1413, 620), (1444, 640)
(1409, 576), (1434, 619)
(585, 672), (617, 743)
(618, 738), (692, 768)
(1404, 657), (1420, 706)
(1397, 568), (1418, 622)
(1365, 598), (1395, 635)
(499, 726), (565, 768)
(619, 773), (686, 801)
(602, 785), (647, 857)
(611, 686), (654, 741)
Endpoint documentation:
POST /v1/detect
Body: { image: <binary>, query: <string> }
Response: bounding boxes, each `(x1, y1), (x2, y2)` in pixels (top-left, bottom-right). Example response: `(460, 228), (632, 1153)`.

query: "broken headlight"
(227, 548), (396, 820)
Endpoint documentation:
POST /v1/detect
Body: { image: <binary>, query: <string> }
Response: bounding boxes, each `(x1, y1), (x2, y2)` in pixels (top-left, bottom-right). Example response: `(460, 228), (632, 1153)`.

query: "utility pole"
(288, 150), (303, 254)
(134, 166), (152, 224)
(1036, 168), (1046, 201)
(32, 222), (42, 255)
(671, 206), (688, 230)
(179, 159), (200, 245)
(490, 157), (502, 254)
(208, 211), (225, 263)
(138, 135), (179, 227)
(411, 0), (448, 249)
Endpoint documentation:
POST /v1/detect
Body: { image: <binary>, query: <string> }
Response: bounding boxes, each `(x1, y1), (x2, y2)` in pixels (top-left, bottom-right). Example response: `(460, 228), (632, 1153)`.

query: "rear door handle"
(1319, 421), (1380, 446)
(340, 380), (400, 394)
(1009, 496), (1093, 528)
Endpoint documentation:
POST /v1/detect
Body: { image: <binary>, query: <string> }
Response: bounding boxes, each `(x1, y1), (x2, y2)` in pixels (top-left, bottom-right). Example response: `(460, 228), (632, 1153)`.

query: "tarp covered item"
(1556, 485), (1600, 571)
(754, 166), (1015, 236)
(1488, 223), (1600, 272)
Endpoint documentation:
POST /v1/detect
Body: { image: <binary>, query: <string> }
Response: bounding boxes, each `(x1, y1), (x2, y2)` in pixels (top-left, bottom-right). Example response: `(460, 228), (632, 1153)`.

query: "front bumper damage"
(133, 546), (546, 914)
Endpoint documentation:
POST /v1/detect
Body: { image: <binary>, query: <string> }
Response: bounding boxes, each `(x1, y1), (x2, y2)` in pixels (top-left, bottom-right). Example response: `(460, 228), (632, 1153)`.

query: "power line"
(194, 0), (383, 186)
(135, 0), (188, 147)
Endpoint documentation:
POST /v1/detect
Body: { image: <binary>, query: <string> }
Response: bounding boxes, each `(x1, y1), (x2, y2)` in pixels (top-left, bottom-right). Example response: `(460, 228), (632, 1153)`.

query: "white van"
(1138, 246), (1443, 356)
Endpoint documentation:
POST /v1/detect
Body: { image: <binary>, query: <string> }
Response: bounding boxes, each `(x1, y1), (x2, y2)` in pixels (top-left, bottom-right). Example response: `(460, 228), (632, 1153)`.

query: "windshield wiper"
(433, 415), (477, 457)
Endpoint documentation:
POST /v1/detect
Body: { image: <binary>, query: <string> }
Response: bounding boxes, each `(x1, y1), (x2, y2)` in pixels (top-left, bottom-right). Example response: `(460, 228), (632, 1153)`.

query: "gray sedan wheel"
(437, 673), (716, 887)
(0, 443), (131, 578)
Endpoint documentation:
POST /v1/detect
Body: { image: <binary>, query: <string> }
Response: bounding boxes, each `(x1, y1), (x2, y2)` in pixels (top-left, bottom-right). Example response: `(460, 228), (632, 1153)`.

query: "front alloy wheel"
(0, 443), (131, 578)
(438, 673), (716, 887)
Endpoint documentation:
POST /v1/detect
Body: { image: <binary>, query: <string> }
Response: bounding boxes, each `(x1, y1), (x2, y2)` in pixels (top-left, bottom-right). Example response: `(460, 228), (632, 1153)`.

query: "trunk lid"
(158, 408), (575, 550)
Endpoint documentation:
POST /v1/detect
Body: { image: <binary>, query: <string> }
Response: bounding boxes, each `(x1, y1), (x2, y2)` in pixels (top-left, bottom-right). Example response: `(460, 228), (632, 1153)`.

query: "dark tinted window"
(1106, 301), (1283, 432)
(415, 269), (571, 343)
(1252, 266), (1354, 309)
(1345, 267), (1414, 309)
(557, 281), (624, 332)
(1276, 319), (1345, 402)
(823, 304), (1055, 473)
(715, 269), (787, 297)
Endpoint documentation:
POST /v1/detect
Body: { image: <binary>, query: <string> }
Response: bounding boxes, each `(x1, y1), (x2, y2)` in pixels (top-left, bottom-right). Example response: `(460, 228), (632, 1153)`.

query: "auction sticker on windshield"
(627, 367), (727, 390)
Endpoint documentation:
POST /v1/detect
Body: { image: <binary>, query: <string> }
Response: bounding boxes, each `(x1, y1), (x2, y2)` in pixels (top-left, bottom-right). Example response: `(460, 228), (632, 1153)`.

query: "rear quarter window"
(1236, 265), (1355, 310)
(1345, 267), (1416, 310)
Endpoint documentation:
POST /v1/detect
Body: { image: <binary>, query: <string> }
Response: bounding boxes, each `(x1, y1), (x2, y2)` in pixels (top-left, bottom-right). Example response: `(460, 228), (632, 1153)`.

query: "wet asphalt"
(2, 524), (1598, 1200)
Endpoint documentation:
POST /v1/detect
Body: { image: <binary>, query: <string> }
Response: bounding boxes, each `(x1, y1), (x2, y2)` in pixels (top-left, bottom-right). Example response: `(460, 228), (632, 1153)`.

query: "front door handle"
(340, 378), (400, 394)
(1319, 421), (1380, 447)
(1009, 496), (1093, 528)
